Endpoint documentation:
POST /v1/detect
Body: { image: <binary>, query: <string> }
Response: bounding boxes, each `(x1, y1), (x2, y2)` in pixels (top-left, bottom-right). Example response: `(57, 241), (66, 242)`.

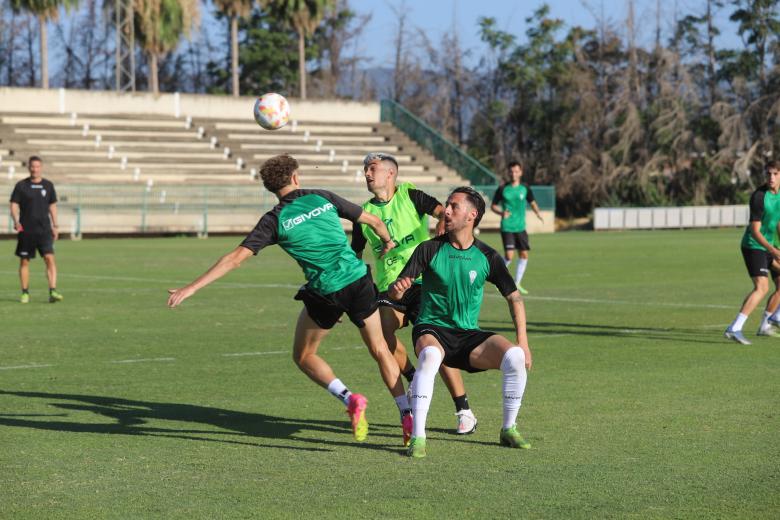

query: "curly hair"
(260, 154), (299, 192)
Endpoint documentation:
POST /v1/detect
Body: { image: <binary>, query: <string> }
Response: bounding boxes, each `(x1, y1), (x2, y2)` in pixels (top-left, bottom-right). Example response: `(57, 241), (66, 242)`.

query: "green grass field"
(1, 229), (778, 518)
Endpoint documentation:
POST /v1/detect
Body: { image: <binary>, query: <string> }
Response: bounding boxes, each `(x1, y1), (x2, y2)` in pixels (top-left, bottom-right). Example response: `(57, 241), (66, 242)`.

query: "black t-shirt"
(10, 177), (58, 233)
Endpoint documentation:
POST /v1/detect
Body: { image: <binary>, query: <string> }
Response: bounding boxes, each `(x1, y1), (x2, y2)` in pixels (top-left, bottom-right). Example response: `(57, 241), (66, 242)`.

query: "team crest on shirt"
(41, 189), (47, 197)
(469, 270), (477, 285)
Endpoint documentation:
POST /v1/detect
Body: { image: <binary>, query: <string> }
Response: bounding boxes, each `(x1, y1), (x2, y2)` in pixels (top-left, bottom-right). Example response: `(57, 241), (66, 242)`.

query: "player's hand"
(503, 210), (511, 218)
(519, 343), (532, 371)
(389, 276), (413, 301)
(167, 286), (196, 308)
(379, 239), (395, 258)
(14, 223), (23, 233)
(434, 218), (446, 237)
(537, 214), (544, 223)
(771, 247), (780, 263)
(52, 228), (59, 241)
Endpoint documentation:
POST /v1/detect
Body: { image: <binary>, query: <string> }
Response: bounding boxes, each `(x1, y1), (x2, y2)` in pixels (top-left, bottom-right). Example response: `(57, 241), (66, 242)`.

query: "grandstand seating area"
(0, 112), (463, 187)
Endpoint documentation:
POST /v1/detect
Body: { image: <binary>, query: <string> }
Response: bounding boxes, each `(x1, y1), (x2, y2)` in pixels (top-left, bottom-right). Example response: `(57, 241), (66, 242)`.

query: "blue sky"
(349, 0), (741, 67)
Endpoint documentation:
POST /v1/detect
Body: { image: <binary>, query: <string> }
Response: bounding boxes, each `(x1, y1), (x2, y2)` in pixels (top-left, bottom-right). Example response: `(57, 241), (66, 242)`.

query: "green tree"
(10, 0), (79, 88)
(134, 0), (199, 94)
(213, 0), (261, 97)
(268, 0), (334, 99)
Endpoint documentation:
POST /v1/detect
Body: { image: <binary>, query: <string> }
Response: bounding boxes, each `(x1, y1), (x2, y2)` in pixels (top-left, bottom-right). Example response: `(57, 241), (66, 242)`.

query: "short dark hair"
(260, 154), (298, 192)
(28, 155), (43, 165)
(766, 159), (780, 172)
(450, 186), (486, 228)
(508, 160), (522, 170)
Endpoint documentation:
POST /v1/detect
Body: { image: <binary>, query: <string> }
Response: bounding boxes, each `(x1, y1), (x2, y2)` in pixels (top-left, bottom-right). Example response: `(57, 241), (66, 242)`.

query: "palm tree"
(213, 0), (261, 97)
(134, 0), (199, 94)
(10, 0), (80, 89)
(269, 0), (333, 99)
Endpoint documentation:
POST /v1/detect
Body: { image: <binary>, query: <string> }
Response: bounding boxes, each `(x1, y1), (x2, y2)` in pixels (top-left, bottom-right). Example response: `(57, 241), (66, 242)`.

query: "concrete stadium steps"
(214, 121), (376, 134)
(240, 143), (400, 153)
(227, 133), (388, 144)
(26, 139), (219, 150)
(14, 128), (201, 139)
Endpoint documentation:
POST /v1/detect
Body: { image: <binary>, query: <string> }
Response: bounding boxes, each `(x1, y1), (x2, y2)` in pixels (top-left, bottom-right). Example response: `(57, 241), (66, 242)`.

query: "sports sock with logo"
(515, 259), (528, 285)
(729, 313), (748, 332)
(453, 394), (470, 412)
(326, 378), (352, 406)
(501, 347), (527, 429)
(409, 346), (442, 438)
(759, 311), (772, 331)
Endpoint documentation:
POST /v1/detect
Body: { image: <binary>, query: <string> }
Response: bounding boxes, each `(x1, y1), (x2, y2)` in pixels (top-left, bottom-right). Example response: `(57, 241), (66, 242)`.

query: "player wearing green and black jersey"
(725, 160), (780, 345)
(389, 187), (534, 458)
(490, 161), (543, 294)
(351, 152), (477, 435)
(9, 156), (63, 304)
(168, 154), (411, 444)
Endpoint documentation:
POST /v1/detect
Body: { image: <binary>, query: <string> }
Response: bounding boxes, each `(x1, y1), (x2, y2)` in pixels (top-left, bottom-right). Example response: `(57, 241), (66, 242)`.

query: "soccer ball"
(253, 93), (290, 130)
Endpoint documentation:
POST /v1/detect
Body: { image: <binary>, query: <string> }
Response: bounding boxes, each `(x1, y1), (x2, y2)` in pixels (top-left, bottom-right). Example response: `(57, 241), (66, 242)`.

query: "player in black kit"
(9, 156), (63, 303)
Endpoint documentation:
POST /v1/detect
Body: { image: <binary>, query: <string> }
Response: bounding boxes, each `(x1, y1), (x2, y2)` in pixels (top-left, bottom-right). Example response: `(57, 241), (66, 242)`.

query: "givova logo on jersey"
(282, 202), (335, 231)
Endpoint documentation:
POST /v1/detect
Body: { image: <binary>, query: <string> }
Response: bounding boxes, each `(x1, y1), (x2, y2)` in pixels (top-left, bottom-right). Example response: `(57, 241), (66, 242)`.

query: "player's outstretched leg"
(498, 347), (531, 449)
(725, 276), (767, 345)
(293, 309), (369, 441)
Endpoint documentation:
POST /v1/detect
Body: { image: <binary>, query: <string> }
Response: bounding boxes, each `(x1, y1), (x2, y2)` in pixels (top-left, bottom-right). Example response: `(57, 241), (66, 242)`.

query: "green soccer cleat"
(500, 425), (531, 449)
(517, 285), (529, 295)
(49, 290), (64, 303)
(407, 436), (426, 458)
(20, 293), (30, 304)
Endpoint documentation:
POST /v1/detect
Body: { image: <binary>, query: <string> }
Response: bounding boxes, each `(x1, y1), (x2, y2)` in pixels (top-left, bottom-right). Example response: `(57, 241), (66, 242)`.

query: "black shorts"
(412, 323), (496, 373)
(741, 247), (780, 278)
(377, 283), (422, 327)
(294, 270), (379, 330)
(15, 230), (54, 259)
(501, 230), (530, 252)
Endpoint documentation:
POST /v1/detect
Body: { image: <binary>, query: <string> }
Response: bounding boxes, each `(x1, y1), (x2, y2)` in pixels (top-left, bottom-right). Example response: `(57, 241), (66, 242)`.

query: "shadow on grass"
(480, 320), (723, 345)
(0, 390), (404, 454)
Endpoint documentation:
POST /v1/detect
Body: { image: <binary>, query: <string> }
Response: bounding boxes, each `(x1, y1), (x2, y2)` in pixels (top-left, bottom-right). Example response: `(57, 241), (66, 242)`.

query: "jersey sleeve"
(239, 212), (279, 255)
(397, 238), (441, 281)
(408, 188), (441, 217)
(525, 185), (535, 204)
(491, 185), (505, 206)
(350, 224), (367, 258)
(48, 182), (58, 204)
(310, 189), (363, 222)
(483, 243), (517, 296)
(749, 189), (766, 222)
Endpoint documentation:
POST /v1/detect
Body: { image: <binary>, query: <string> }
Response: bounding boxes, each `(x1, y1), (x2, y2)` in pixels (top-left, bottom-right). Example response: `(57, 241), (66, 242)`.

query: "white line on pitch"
(0, 363), (55, 370)
(222, 350), (287, 357)
(109, 357), (176, 364)
(487, 293), (733, 309)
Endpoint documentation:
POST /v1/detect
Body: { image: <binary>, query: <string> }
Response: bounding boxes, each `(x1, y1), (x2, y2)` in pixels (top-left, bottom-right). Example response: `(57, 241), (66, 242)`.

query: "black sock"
(402, 367), (416, 383)
(22, 289), (29, 294)
(49, 288), (56, 292)
(453, 394), (470, 412)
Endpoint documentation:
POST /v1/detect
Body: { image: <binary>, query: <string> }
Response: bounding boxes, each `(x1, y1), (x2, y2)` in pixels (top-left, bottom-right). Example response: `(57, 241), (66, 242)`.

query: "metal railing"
(3, 183), (555, 236)
(380, 99), (499, 185)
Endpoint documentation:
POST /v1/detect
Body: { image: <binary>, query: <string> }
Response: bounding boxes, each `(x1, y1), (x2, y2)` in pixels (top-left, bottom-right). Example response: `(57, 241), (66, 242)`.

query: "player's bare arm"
(749, 221), (780, 262)
(167, 246), (254, 307)
(506, 290), (532, 370)
(10, 201), (21, 231)
(49, 203), (59, 240)
(432, 205), (446, 236)
(530, 201), (544, 223)
(490, 203), (509, 218)
(357, 211), (395, 256)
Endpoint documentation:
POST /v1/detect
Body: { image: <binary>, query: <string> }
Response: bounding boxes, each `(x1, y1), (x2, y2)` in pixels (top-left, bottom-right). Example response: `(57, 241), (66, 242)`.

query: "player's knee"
(417, 346), (443, 372)
(501, 347), (525, 372)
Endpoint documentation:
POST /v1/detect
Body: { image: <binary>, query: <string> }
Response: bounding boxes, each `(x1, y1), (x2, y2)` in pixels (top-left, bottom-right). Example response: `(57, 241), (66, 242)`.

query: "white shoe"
(756, 326), (778, 337)
(455, 409), (477, 435)
(724, 329), (751, 345)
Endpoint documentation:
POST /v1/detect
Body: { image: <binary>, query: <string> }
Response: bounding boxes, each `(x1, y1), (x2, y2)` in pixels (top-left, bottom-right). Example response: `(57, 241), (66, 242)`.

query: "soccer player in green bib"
(390, 187), (533, 458)
(490, 161), (544, 294)
(168, 154), (412, 444)
(351, 152), (478, 436)
(725, 160), (780, 344)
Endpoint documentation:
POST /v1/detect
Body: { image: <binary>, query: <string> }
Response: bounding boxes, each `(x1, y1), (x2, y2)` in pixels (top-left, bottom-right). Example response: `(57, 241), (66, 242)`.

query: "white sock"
(759, 311), (772, 331)
(729, 313), (748, 332)
(394, 394), (410, 414)
(501, 347), (527, 429)
(504, 257), (511, 267)
(326, 378), (351, 406)
(409, 346), (442, 438)
(515, 259), (528, 285)
(772, 307), (780, 321)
